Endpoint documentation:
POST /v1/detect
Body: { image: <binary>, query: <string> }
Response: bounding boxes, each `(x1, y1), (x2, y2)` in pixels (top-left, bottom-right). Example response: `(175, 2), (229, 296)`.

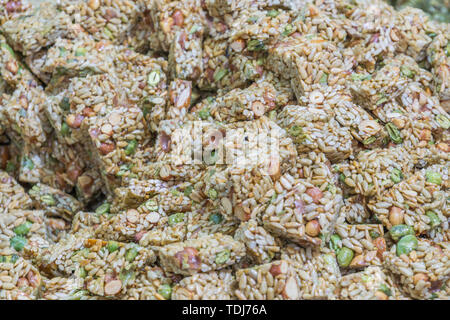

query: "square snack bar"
(172, 269), (236, 300)
(268, 35), (352, 100)
(39, 37), (117, 86)
(234, 219), (281, 265)
(338, 266), (404, 300)
(59, 0), (141, 44)
(94, 194), (191, 245)
(280, 244), (341, 299)
(395, 81), (449, 133)
(111, 48), (168, 114)
(168, 30), (203, 81)
(203, 81), (278, 123)
(114, 179), (191, 208)
(393, 83), (450, 159)
(157, 233), (245, 275)
(347, 10), (405, 72)
(349, 55), (428, 111)
(28, 183), (83, 221)
(427, 32), (450, 101)
(2, 82), (50, 149)
(334, 146), (415, 197)
(14, 138), (87, 192)
(0, 250), (42, 300)
(368, 164), (448, 239)
(140, 200), (235, 246)
(0, 35), (37, 89)
(149, 0), (205, 52)
(262, 162), (343, 247)
(383, 239), (450, 300)
(1, 1), (74, 56)
(196, 117), (298, 219)
(234, 259), (301, 300)
(278, 104), (353, 163)
(197, 37), (264, 91)
(392, 7), (445, 62)
(0, 170), (33, 213)
(46, 51), (168, 143)
(301, 88), (388, 149)
(78, 239), (157, 298)
(35, 235), (157, 297)
(198, 8), (293, 90)
(81, 105), (151, 196)
(44, 74), (119, 145)
(0, 210), (49, 257)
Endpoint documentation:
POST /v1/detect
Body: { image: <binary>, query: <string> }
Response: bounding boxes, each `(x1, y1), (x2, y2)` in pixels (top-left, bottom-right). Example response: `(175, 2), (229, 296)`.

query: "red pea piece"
(306, 187), (323, 204)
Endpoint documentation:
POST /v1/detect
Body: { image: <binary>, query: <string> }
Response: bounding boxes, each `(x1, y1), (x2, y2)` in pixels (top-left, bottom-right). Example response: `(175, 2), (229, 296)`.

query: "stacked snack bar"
(0, 35), (37, 89)
(2, 82), (49, 149)
(39, 276), (97, 300)
(278, 104), (354, 163)
(1, 2), (75, 56)
(35, 235), (157, 298)
(368, 164), (448, 240)
(330, 224), (386, 269)
(0, 0), (448, 301)
(334, 146), (415, 197)
(0, 210), (49, 257)
(200, 81), (278, 123)
(28, 183), (83, 221)
(268, 35), (353, 100)
(59, 0), (141, 44)
(234, 219), (281, 265)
